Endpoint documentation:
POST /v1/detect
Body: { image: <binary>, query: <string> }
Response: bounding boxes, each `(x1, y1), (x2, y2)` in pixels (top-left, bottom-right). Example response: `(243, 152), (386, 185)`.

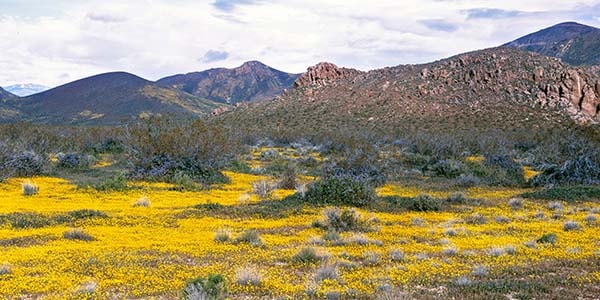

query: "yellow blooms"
(0, 169), (599, 298)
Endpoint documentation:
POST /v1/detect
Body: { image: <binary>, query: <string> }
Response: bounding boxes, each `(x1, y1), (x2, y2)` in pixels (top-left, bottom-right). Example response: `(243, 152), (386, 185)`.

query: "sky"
(0, 0), (599, 88)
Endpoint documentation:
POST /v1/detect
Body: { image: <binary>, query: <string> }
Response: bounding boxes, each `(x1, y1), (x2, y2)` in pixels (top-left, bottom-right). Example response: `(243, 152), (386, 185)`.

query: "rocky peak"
(294, 62), (361, 88)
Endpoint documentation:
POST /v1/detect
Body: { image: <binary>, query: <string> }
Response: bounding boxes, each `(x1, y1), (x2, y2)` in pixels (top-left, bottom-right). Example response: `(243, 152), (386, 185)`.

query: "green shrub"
(301, 176), (377, 207)
(292, 247), (321, 264)
(385, 194), (444, 212)
(94, 174), (128, 192)
(522, 186), (600, 202)
(182, 273), (227, 300)
(67, 209), (108, 220)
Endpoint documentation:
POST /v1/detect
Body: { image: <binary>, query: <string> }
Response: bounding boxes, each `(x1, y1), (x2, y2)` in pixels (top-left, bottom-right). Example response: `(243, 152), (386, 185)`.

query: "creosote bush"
(125, 117), (238, 185)
(313, 207), (374, 232)
(299, 175), (377, 207)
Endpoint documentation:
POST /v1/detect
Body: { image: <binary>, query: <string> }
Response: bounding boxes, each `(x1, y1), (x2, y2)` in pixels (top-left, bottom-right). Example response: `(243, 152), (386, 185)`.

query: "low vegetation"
(0, 119), (599, 298)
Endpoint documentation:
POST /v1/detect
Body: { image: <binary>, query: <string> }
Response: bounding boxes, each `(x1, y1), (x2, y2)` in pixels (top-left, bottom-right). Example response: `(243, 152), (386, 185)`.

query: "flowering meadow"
(0, 149), (599, 299)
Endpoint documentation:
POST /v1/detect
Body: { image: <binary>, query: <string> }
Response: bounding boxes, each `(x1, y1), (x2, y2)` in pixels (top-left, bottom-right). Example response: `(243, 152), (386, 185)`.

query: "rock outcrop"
(294, 62), (362, 88)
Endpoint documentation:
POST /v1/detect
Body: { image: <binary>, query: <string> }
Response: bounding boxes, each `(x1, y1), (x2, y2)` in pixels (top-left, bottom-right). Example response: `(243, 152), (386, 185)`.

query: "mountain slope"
(157, 61), (299, 104)
(505, 22), (600, 67)
(1, 72), (224, 125)
(5, 83), (49, 96)
(218, 47), (600, 141)
(0, 87), (16, 101)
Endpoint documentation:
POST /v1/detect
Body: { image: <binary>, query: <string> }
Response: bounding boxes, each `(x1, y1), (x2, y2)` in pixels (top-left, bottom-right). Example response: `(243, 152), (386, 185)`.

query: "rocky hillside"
(157, 61), (299, 105)
(1, 72), (224, 125)
(505, 22), (600, 67)
(218, 47), (600, 140)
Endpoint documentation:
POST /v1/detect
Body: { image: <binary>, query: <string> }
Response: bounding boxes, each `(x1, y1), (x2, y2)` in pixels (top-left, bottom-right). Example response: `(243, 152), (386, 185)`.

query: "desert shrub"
(531, 155), (600, 186)
(464, 154), (524, 186)
(227, 159), (252, 173)
(63, 228), (94, 241)
(314, 264), (339, 282)
(383, 194), (445, 212)
(537, 233), (557, 244)
(125, 117), (238, 185)
(521, 186), (600, 201)
(563, 220), (581, 231)
(508, 197), (524, 210)
(0, 212), (51, 229)
(453, 173), (481, 187)
(94, 174), (128, 192)
(279, 164), (297, 189)
(235, 266), (262, 286)
(214, 229), (232, 243)
(133, 197), (150, 207)
(22, 181), (39, 196)
(67, 209), (107, 220)
(76, 281), (98, 295)
(56, 152), (95, 169)
(170, 172), (200, 191)
(431, 159), (464, 178)
(585, 214), (597, 224)
(293, 247), (322, 264)
(252, 180), (275, 199)
(92, 137), (123, 154)
(389, 249), (405, 261)
(182, 273), (227, 300)
(447, 192), (467, 204)
(465, 213), (487, 225)
(0, 263), (11, 275)
(234, 230), (263, 247)
(300, 175), (377, 207)
(313, 207), (373, 232)
(2, 150), (46, 178)
(471, 265), (489, 277)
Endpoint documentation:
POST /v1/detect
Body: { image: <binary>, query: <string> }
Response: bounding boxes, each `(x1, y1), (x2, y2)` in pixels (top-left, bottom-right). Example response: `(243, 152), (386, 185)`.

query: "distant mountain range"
(157, 61), (299, 105)
(4, 83), (49, 97)
(0, 72), (224, 125)
(505, 22), (600, 67)
(1, 21), (599, 127)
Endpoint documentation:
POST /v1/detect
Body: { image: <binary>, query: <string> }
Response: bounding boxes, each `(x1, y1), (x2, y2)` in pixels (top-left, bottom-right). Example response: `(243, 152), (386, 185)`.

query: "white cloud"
(0, 0), (599, 87)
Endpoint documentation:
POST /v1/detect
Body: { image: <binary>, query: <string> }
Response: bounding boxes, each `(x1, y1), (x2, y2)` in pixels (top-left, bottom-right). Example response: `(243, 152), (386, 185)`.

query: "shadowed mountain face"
(0, 72), (224, 125)
(0, 87), (16, 101)
(157, 61), (299, 105)
(505, 22), (600, 67)
(219, 47), (600, 140)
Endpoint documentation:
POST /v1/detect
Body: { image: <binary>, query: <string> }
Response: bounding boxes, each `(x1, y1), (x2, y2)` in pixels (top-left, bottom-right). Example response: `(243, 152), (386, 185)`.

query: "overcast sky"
(1, 0), (599, 87)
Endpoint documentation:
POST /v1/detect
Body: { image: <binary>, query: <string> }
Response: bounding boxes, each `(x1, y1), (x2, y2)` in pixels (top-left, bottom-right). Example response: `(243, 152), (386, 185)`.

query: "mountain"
(1, 72), (225, 125)
(217, 47), (600, 141)
(4, 83), (49, 97)
(157, 61), (299, 105)
(505, 22), (600, 67)
(0, 87), (16, 101)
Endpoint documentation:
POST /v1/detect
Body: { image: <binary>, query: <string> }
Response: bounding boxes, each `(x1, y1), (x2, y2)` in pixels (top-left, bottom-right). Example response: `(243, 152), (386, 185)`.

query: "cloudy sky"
(1, 0), (599, 88)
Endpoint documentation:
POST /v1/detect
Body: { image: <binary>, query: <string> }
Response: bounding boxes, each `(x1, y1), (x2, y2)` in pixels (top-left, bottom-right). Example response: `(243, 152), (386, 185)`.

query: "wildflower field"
(1, 148), (600, 299)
